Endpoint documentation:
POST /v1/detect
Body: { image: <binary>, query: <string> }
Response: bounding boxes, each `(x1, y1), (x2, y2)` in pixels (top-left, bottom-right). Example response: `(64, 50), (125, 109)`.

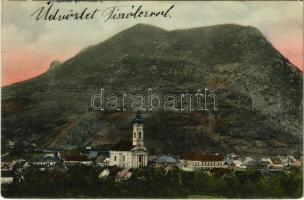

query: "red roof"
(271, 158), (283, 164)
(181, 152), (224, 161)
(61, 153), (90, 161)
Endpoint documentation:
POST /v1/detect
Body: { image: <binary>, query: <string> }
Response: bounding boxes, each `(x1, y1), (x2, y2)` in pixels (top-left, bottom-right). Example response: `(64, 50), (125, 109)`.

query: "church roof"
(132, 111), (144, 124)
(111, 141), (133, 151)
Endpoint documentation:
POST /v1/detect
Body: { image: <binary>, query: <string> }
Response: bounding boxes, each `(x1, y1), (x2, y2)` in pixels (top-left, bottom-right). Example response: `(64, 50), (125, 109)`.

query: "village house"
(115, 169), (133, 182)
(96, 155), (109, 167)
(232, 157), (254, 169)
(1, 162), (14, 185)
(270, 158), (284, 169)
(109, 112), (148, 169)
(98, 168), (110, 179)
(239, 158), (268, 169)
(180, 152), (226, 171)
(292, 160), (303, 168)
(31, 156), (63, 167)
(61, 153), (93, 166)
(151, 154), (180, 167)
(31, 152), (61, 165)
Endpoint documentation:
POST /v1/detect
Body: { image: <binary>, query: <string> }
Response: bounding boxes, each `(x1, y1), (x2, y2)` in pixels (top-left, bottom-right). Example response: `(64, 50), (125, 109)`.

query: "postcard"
(1, 0), (303, 198)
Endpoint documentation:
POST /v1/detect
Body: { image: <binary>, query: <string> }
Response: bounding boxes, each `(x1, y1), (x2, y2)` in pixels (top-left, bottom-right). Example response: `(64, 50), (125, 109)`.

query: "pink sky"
(2, 48), (78, 86)
(274, 43), (303, 70)
(269, 31), (303, 71)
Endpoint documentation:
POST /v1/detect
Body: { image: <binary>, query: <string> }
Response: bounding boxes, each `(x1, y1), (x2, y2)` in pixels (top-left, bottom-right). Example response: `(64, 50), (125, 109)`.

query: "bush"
(3, 166), (302, 198)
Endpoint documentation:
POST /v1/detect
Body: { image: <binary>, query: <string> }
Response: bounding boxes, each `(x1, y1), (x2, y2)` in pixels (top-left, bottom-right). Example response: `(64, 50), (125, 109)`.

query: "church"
(109, 112), (148, 168)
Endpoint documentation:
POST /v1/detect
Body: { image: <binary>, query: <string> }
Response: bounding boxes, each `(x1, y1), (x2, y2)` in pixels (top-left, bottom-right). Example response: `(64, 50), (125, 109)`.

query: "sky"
(1, 1), (303, 86)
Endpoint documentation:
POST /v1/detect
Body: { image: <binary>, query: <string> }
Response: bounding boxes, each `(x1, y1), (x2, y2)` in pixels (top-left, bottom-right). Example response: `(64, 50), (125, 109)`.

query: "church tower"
(132, 111), (145, 148)
(131, 111), (148, 168)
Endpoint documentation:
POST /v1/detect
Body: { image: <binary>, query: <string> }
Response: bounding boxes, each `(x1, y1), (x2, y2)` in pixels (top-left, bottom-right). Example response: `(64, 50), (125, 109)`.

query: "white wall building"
(109, 112), (148, 169)
(180, 153), (226, 171)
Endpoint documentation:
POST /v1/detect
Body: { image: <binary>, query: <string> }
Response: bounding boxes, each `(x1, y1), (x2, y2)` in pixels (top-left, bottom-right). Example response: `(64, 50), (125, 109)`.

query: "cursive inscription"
(30, 2), (175, 22)
(102, 5), (174, 22)
(31, 2), (98, 21)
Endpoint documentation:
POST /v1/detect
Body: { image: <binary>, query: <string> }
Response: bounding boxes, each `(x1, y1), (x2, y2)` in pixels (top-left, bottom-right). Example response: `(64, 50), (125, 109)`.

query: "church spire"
(132, 111), (144, 124)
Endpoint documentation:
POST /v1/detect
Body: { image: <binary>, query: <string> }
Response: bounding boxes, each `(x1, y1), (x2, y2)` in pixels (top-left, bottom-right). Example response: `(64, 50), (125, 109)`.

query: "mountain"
(2, 24), (303, 155)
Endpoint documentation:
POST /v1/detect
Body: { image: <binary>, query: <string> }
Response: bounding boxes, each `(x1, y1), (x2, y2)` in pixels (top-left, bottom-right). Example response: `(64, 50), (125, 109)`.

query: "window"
(134, 132), (136, 138)
(139, 132), (142, 138)
(139, 155), (142, 162)
(114, 155), (117, 161)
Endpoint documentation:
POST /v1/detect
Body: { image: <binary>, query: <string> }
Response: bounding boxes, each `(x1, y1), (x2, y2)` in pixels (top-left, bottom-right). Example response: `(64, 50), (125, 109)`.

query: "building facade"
(109, 112), (148, 169)
(180, 153), (226, 171)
